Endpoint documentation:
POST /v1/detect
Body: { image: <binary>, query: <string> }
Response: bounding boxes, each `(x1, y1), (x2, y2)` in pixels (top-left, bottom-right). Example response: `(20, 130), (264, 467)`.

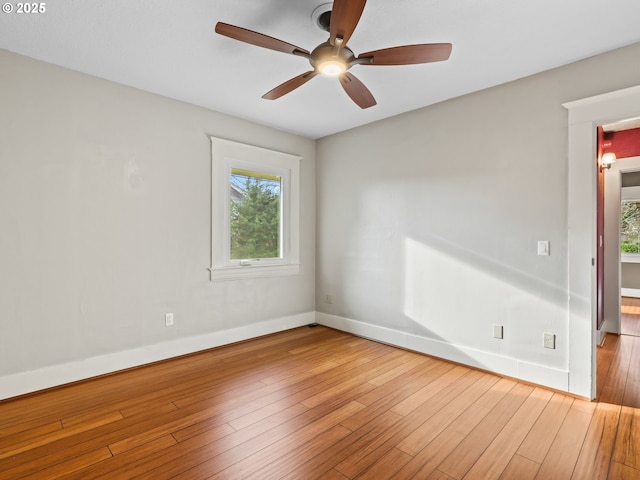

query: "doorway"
(597, 127), (640, 405)
(619, 166), (640, 337)
(564, 84), (640, 399)
(602, 156), (640, 337)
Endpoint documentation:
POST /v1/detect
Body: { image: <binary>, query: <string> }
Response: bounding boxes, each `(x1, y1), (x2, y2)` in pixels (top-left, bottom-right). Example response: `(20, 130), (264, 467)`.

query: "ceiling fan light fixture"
(318, 58), (347, 76)
(310, 42), (353, 76)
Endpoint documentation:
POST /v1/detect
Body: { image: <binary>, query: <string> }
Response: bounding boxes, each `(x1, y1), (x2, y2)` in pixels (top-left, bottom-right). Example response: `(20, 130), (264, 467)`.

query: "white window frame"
(210, 137), (301, 281)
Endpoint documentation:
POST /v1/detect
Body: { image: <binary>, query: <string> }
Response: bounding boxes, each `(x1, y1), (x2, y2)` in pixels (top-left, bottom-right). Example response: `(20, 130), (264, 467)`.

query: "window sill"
(622, 254), (640, 264)
(209, 263), (300, 281)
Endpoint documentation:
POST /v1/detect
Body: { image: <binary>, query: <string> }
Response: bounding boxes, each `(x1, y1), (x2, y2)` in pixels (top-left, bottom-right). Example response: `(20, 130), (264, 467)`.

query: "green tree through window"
(230, 168), (281, 260)
(621, 201), (640, 253)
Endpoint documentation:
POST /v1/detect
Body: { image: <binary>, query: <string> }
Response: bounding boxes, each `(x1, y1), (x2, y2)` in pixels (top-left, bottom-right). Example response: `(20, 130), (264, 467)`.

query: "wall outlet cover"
(543, 332), (556, 349)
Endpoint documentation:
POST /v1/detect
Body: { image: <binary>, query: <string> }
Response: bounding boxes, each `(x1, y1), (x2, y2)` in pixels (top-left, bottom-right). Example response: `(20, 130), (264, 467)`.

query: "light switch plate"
(537, 241), (550, 256)
(493, 324), (504, 339)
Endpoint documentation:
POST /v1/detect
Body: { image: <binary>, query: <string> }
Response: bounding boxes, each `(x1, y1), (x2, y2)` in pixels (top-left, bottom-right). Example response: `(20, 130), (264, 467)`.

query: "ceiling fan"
(215, 0), (452, 109)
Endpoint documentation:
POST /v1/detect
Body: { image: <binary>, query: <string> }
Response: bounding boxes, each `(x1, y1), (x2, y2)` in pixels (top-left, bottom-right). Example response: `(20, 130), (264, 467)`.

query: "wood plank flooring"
(597, 297), (640, 409)
(597, 332), (640, 409)
(621, 296), (640, 337)
(1, 324), (639, 479)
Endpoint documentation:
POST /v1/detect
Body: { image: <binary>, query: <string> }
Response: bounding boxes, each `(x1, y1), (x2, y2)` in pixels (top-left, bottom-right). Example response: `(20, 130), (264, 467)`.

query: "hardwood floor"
(597, 332), (640, 409)
(1, 325), (639, 479)
(621, 296), (640, 337)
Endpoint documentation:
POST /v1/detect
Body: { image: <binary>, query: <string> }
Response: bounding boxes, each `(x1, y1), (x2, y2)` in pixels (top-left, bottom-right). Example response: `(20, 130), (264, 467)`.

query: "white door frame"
(564, 84), (640, 399)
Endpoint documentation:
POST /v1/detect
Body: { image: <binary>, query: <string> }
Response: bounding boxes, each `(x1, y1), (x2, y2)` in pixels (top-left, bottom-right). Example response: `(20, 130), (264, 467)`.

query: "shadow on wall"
(319, 231), (569, 383)
(402, 235), (567, 365)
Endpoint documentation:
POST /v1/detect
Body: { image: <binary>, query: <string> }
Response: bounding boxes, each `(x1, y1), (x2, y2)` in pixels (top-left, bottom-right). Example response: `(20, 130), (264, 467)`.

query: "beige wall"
(622, 264), (640, 289)
(0, 50), (316, 393)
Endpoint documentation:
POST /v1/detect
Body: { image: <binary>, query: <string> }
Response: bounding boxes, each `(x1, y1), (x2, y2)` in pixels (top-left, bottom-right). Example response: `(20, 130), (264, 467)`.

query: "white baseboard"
(0, 312), (314, 401)
(316, 312), (570, 393)
(1, 310), (572, 401)
(621, 288), (640, 298)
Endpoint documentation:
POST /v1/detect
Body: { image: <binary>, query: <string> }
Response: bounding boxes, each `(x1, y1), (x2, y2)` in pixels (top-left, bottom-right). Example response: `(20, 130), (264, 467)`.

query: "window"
(210, 137), (300, 281)
(230, 168), (282, 261)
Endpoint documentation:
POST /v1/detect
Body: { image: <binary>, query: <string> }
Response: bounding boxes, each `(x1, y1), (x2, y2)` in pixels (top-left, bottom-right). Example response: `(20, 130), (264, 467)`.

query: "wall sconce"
(600, 152), (616, 171)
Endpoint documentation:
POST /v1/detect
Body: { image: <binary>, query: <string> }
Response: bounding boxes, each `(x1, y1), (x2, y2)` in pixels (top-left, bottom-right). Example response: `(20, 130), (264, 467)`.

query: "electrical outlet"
(325, 294), (332, 304)
(493, 324), (504, 339)
(543, 332), (556, 349)
(165, 313), (174, 327)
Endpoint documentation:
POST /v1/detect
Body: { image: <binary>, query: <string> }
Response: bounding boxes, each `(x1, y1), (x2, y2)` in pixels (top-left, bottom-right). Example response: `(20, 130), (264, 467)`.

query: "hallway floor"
(597, 297), (640, 408)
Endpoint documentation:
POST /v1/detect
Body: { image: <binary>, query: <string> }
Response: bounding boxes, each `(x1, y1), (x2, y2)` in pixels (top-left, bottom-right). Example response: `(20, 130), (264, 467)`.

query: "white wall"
(0, 50), (316, 399)
(316, 42), (640, 396)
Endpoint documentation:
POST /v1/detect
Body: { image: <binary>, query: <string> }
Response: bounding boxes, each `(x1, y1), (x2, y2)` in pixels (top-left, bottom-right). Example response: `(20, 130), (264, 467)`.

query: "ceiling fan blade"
(262, 71), (318, 100)
(329, 0), (367, 46)
(215, 22), (310, 56)
(339, 72), (376, 109)
(358, 43), (452, 65)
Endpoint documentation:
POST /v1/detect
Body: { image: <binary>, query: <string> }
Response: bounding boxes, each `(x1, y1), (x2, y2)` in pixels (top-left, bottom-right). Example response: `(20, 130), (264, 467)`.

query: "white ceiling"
(2, 0), (640, 139)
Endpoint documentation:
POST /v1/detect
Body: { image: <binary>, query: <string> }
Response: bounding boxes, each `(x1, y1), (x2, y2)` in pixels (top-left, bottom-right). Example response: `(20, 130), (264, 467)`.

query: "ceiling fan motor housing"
(310, 41), (355, 74)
